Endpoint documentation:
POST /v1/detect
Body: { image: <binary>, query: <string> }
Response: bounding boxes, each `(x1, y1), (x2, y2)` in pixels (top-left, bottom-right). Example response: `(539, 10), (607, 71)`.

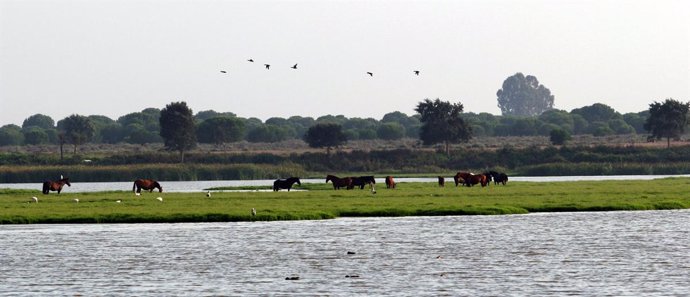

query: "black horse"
(487, 171), (509, 185)
(273, 177), (301, 191)
(350, 176), (376, 190)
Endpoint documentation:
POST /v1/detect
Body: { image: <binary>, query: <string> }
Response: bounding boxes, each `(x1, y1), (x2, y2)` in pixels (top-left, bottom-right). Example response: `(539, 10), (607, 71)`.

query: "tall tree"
(497, 73), (554, 116)
(415, 98), (472, 155)
(57, 114), (95, 153)
(160, 101), (197, 162)
(644, 98), (690, 148)
(303, 123), (347, 155)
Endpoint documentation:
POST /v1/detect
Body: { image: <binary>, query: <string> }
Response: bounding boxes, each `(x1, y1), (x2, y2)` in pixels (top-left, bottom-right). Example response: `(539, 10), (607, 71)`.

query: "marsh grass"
(2, 178), (689, 224)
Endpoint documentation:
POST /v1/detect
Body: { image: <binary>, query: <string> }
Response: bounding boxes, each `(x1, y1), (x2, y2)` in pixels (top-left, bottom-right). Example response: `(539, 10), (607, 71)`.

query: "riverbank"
(2, 179), (689, 224)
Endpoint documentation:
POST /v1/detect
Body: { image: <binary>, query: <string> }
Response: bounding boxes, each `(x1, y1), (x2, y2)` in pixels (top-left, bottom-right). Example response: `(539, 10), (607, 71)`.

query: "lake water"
(3, 174), (690, 193)
(1, 210), (688, 296)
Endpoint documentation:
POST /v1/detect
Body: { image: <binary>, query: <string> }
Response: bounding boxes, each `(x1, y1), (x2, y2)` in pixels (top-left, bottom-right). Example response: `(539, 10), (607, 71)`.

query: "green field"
(2, 178), (690, 224)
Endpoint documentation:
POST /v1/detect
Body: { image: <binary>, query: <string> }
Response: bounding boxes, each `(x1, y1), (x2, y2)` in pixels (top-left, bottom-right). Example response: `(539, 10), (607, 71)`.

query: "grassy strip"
(1, 178), (690, 224)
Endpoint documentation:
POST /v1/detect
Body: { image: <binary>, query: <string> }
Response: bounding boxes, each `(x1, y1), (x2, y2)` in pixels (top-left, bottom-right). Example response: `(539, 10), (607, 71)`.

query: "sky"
(1, 0), (688, 127)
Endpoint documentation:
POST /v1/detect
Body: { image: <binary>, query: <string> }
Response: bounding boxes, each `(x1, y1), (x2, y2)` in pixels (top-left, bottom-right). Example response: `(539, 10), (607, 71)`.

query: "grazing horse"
(438, 176), (445, 187)
(453, 172), (472, 187)
(326, 175), (353, 190)
(42, 177), (71, 194)
(466, 174), (489, 187)
(133, 179), (163, 193)
(487, 171), (509, 185)
(273, 177), (301, 191)
(350, 176), (376, 190)
(385, 176), (396, 189)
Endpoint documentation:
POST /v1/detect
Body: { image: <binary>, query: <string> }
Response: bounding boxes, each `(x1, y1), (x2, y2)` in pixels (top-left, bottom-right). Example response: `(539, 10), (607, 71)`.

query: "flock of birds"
(219, 58), (421, 77)
(28, 191), (259, 217)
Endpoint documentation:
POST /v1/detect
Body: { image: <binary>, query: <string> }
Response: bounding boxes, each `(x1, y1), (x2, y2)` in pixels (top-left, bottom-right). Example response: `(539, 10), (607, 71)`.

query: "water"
(1, 210), (688, 296)
(3, 174), (690, 193)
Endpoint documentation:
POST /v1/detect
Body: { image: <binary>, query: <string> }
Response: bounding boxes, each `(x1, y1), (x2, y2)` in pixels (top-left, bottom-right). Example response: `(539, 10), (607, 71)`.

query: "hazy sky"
(1, 0), (688, 126)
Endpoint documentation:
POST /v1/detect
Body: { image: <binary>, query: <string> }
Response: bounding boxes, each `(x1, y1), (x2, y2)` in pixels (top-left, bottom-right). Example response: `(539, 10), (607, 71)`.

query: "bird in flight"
(247, 59), (254, 62)
(264, 64), (270, 69)
(367, 72), (373, 77)
(291, 64), (298, 69)
(414, 70), (420, 76)
(220, 70), (227, 73)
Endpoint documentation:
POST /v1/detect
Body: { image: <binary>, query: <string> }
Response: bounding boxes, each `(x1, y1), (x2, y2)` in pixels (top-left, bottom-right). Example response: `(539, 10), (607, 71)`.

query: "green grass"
(2, 178), (690, 224)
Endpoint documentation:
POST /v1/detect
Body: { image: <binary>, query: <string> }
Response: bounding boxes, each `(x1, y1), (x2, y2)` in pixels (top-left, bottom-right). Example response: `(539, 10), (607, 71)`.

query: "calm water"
(3, 175), (690, 193)
(1, 210), (688, 296)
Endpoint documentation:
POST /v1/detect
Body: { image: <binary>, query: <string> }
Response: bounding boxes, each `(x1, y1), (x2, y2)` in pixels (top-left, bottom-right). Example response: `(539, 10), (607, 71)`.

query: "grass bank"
(1, 178), (689, 224)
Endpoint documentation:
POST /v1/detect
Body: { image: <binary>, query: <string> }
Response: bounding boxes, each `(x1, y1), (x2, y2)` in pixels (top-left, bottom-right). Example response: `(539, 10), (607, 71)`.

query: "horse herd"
(39, 172), (508, 194)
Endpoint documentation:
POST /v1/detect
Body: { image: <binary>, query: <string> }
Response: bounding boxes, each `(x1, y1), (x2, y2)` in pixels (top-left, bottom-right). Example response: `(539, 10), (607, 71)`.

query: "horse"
(42, 177), (71, 194)
(350, 176), (376, 190)
(466, 173), (489, 187)
(453, 172), (472, 187)
(487, 171), (509, 185)
(385, 176), (396, 189)
(133, 179), (163, 193)
(326, 175), (353, 190)
(273, 177), (301, 191)
(438, 176), (445, 187)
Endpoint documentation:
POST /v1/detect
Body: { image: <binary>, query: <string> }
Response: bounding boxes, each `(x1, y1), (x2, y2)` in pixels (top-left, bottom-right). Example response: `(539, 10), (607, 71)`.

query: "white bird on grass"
(73, 198), (79, 203)
(251, 208), (256, 216)
(115, 200), (122, 203)
(206, 191), (211, 197)
(135, 192), (141, 196)
(156, 197), (163, 202)
(31, 196), (38, 203)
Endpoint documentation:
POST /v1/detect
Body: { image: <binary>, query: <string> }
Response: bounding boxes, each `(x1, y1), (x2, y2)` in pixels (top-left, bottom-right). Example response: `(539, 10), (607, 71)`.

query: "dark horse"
(326, 175), (353, 190)
(273, 177), (301, 191)
(487, 171), (509, 185)
(350, 176), (376, 190)
(438, 176), (445, 187)
(453, 172), (472, 187)
(42, 177), (71, 194)
(133, 179), (163, 193)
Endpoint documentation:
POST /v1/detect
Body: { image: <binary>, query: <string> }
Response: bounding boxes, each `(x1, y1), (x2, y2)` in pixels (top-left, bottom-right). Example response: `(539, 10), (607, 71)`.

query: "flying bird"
(366, 72), (373, 77)
(291, 64), (298, 69)
(247, 59), (254, 62)
(264, 64), (270, 69)
(414, 70), (420, 76)
(220, 70), (227, 73)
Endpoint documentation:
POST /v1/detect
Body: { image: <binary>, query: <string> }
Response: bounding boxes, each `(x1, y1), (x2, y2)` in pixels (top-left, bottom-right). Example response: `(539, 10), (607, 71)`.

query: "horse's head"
(155, 182), (163, 192)
(294, 178), (301, 186)
(63, 178), (71, 187)
(326, 175), (333, 183)
(482, 173), (493, 182)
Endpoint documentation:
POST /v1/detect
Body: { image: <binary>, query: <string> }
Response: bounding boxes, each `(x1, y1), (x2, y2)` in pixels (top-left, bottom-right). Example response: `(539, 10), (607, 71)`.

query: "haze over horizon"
(1, 0), (688, 126)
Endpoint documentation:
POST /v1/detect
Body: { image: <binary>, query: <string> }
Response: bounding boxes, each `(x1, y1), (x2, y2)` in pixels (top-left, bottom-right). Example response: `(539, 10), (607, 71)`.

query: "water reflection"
(1, 210), (688, 295)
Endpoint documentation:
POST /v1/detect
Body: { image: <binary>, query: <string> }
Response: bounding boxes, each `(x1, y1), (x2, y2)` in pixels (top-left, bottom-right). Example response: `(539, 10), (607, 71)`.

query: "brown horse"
(453, 172), (472, 187)
(466, 174), (489, 187)
(438, 176), (445, 187)
(385, 176), (396, 189)
(326, 175), (352, 190)
(133, 179), (163, 193)
(42, 177), (71, 194)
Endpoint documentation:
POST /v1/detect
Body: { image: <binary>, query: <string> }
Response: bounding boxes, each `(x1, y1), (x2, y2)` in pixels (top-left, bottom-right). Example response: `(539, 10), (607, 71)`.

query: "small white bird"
(135, 192), (141, 196)
(156, 197), (163, 202)
(73, 198), (79, 203)
(115, 200), (122, 203)
(206, 191), (211, 197)
(251, 208), (256, 216)
(31, 196), (38, 203)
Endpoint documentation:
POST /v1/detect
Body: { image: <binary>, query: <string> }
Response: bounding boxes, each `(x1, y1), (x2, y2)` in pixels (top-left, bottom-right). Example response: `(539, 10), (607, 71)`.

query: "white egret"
(156, 197), (163, 202)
